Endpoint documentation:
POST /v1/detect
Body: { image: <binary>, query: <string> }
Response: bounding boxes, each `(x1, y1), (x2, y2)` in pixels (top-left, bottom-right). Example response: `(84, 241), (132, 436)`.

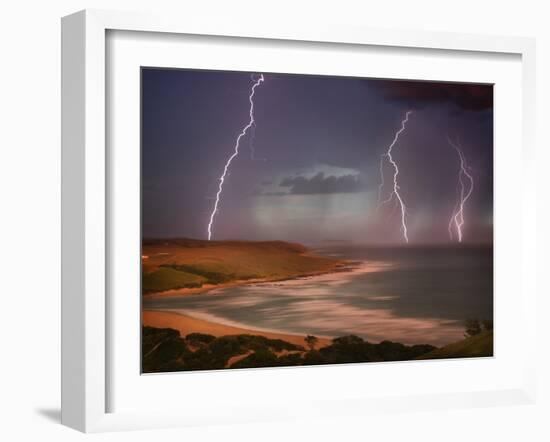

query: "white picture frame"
(61, 9), (537, 433)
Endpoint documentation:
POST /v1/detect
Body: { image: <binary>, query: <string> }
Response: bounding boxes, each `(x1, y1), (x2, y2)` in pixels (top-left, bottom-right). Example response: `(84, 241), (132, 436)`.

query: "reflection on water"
(144, 245), (493, 346)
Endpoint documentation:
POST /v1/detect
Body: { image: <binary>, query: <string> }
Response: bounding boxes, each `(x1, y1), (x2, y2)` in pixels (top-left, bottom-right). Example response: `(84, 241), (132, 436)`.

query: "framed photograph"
(61, 9), (537, 432)
(140, 68), (494, 372)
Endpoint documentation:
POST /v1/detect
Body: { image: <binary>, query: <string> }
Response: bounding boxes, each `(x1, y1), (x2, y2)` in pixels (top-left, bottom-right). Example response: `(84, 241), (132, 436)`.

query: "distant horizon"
(141, 236), (494, 248)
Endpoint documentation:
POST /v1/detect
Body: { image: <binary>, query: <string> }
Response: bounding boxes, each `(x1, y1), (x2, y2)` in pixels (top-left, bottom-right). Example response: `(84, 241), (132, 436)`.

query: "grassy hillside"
(142, 238), (342, 294)
(416, 331), (493, 360)
(142, 267), (207, 292)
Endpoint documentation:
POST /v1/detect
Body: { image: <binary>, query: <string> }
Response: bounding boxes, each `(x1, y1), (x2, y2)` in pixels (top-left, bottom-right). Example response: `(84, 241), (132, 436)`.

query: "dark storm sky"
(142, 68), (493, 245)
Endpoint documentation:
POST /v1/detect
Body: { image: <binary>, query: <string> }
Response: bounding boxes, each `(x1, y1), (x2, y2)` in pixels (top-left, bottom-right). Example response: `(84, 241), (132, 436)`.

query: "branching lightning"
(447, 136), (474, 242)
(448, 184), (461, 241)
(378, 111), (413, 243)
(206, 74), (265, 240)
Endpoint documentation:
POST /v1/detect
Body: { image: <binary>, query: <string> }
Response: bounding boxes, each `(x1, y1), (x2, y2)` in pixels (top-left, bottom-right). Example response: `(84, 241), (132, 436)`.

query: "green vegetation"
(162, 263), (257, 285)
(142, 327), (305, 372)
(312, 335), (435, 365)
(142, 326), (446, 373)
(185, 332), (217, 347)
(231, 348), (279, 369)
(141, 238), (342, 294)
(482, 319), (494, 332)
(463, 318), (493, 338)
(304, 335), (319, 351)
(464, 318), (482, 337)
(143, 321), (495, 372)
(416, 330), (493, 360)
(142, 267), (207, 293)
(142, 326), (192, 372)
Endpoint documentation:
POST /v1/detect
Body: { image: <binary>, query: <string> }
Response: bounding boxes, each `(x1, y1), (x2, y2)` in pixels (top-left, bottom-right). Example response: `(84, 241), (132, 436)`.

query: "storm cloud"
(279, 172), (363, 195)
(375, 80), (493, 111)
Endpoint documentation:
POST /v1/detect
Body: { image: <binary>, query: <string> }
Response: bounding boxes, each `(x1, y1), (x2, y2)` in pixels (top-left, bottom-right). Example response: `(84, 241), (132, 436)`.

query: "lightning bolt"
(448, 183), (461, 241)
(206, 73), (265, 241)
(447, 136), (474, 242)
(378, 111), (413, 243)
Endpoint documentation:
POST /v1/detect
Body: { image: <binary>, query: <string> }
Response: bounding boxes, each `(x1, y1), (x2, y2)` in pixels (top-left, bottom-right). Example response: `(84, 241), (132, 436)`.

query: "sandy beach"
(142, 310), (330, 349)
(142, 261), (390, 351)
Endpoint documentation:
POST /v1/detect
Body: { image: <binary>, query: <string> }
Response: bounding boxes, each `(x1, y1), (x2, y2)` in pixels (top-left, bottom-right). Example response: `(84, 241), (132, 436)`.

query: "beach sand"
(142, 310), (330, 350)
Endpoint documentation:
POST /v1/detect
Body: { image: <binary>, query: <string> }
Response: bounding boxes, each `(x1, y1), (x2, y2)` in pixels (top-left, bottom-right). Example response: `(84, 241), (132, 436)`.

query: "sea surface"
(143, 245), (493, 346)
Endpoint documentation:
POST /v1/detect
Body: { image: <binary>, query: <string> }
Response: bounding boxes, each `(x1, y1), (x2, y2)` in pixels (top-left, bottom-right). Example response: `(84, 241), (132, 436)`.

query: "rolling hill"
(416, 330), (493, 360)
(142, 238), (343, 294)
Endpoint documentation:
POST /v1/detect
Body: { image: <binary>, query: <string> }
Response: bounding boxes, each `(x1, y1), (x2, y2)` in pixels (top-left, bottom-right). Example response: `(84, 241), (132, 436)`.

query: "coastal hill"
(142, 238), (343, 294)
(416, 330), (493, 360)
(142, 325), (493, 373)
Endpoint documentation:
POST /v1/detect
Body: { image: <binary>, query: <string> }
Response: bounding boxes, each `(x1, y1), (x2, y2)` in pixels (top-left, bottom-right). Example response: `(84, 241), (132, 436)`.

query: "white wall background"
(0, 1), (547, 441)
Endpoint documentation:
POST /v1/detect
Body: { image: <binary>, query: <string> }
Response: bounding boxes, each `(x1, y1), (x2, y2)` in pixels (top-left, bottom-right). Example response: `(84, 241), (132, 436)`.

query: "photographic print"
(141, 68), (493, 373)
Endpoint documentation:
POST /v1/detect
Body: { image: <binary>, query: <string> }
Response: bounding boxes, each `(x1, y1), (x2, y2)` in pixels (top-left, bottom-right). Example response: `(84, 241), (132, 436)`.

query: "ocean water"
(143, 245), (493, 346)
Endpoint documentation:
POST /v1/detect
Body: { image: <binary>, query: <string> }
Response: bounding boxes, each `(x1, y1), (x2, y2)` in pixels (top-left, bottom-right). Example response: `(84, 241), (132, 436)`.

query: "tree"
(482, 319), (494, 331)
(332, 335), (364, 346)
(464, 318), (482, 337)
(304, 335), (319, 351)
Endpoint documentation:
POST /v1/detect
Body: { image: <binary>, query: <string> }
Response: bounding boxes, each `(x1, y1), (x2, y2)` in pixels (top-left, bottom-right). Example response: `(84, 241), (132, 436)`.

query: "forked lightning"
(378, 111), (413, 243)
(447, 136), (474, 242)
(207, 74), (265, 240)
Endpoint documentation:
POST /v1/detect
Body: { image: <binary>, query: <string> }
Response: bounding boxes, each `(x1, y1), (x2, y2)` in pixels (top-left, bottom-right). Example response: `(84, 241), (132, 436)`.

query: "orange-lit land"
(142, 310), (330, 350)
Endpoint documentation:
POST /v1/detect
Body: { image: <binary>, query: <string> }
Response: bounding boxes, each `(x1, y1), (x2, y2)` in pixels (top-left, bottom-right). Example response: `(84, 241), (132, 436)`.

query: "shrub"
(332, 335), (364, 346)
(464, 318), (482, 337)
(320, 339), (381, 364)
(142, 326), (181, 355)
(142, 326), (190, 372)
(409, 344), (437, 358)
(277, 352), (304, 366)
(376, 340), (409, 361)
(209, 336), (247, 359)
(185, 333), (216, 346)
(230, 349), (278, 369)
(304, 335), (319, 351)
(303, 350), (327, 365)
(142, 326), (440, 372)
(183, 348), (228, 371)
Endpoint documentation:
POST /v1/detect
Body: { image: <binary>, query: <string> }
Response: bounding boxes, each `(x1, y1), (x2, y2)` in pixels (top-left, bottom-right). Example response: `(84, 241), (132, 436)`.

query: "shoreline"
(142, 310), (331, 350)
(142, 261), (391, 350)
(143, 258), (358, 299)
